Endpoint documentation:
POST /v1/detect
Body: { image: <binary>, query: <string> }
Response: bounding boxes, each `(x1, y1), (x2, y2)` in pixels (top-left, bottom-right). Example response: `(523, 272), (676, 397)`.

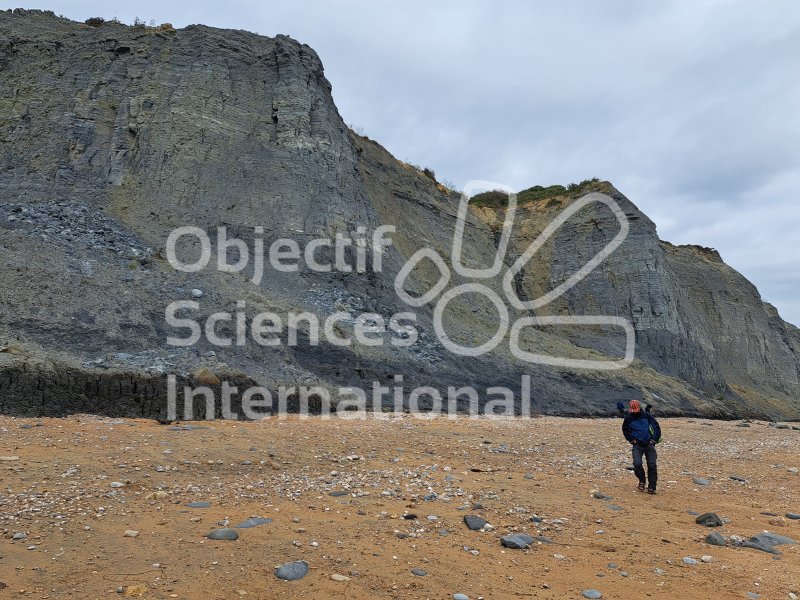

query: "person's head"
(629, 400), (641, 413)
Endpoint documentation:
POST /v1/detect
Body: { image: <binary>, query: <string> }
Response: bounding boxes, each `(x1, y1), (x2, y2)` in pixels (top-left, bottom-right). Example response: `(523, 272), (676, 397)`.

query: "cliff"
(1, 9), (798, 418)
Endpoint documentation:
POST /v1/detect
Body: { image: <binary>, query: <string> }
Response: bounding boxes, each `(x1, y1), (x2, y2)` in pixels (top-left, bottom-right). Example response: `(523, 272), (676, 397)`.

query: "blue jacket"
(622, 412), (661, 445)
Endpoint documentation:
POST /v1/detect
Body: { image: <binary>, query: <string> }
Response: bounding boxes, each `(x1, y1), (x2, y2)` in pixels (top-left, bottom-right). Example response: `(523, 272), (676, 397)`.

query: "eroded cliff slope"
(1, 9), (797, 418)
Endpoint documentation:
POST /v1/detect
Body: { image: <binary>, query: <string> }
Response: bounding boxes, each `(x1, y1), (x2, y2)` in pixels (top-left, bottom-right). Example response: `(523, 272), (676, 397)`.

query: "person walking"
(616, 401), (626, 418)
(622, 400), (661, 494)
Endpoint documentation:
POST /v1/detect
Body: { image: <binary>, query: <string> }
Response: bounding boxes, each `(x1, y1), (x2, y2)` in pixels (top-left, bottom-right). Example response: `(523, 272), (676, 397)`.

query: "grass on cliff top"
(470, 178), (615, 208)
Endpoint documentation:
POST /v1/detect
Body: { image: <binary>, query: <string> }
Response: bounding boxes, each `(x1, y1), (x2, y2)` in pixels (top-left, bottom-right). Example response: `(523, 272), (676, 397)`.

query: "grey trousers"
(632, 443), (658, 490)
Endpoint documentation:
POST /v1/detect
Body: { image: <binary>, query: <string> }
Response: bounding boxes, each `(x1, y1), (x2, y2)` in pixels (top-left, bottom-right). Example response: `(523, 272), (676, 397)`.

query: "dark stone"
(206, 528), (238, 541)
(705, 532), (726, 546)
(464, 515), (488, 531)
(741, 540), (780, 555)
(329, 490), (349, 497)
(750, 532), (795, 546)
(410, 568), (427, 576)
(695, 513), (723, 527)
(185, 501), (211, 508)
(234, 517), (273, 529)
(501, 534), (534, 549)
(275, 561), (309, 581)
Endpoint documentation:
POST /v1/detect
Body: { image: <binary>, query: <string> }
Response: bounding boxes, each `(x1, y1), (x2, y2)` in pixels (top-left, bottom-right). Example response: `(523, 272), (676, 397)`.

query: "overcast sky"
(14, 1), (800, 325)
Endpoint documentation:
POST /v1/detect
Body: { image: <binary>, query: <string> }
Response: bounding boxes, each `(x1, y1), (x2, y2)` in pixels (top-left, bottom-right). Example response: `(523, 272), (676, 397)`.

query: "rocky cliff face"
(1, 9), (798, 419)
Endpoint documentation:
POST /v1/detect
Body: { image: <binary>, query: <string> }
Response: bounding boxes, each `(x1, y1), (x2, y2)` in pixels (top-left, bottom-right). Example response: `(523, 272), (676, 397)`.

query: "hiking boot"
(637, 482), (645, 492)
(647, 488), (656, 495)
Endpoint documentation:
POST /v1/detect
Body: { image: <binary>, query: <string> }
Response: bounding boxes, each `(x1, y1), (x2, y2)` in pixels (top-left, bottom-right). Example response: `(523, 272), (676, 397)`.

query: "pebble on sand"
(500, 534), (534, 549)
(275, 560), (309, 581)
(705, 532), (726, 546)
(695, 512), (723, 527)
(582, 590), (602, 599)
(463, 515), (488, 531)
(234, 517), (273, 529)
(206, 528), (239, 541)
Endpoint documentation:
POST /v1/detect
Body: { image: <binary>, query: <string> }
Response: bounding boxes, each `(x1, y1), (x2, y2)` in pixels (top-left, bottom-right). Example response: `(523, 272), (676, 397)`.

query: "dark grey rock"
(185, 501), (212, 509)
(464, 515), (488, 531)
(693, 478), (711, 486)
(593, 492), (613, 500)
(729, 475), (747, 482)
(740, 540), (780, 555)
(501, 534), (534, 549)
(329, 490), (349, 497)
(581, 590), (602, 599)
(785, 513), (800, 520)
(410, 568), (427, 576)
(750, 532), (795, 546)
(275, 561), (309, 581)
(695, 513), (723, 527)
(234, 517), (273, 529)
(206, 528), (238, 541)
(705, 532), (726, 546)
